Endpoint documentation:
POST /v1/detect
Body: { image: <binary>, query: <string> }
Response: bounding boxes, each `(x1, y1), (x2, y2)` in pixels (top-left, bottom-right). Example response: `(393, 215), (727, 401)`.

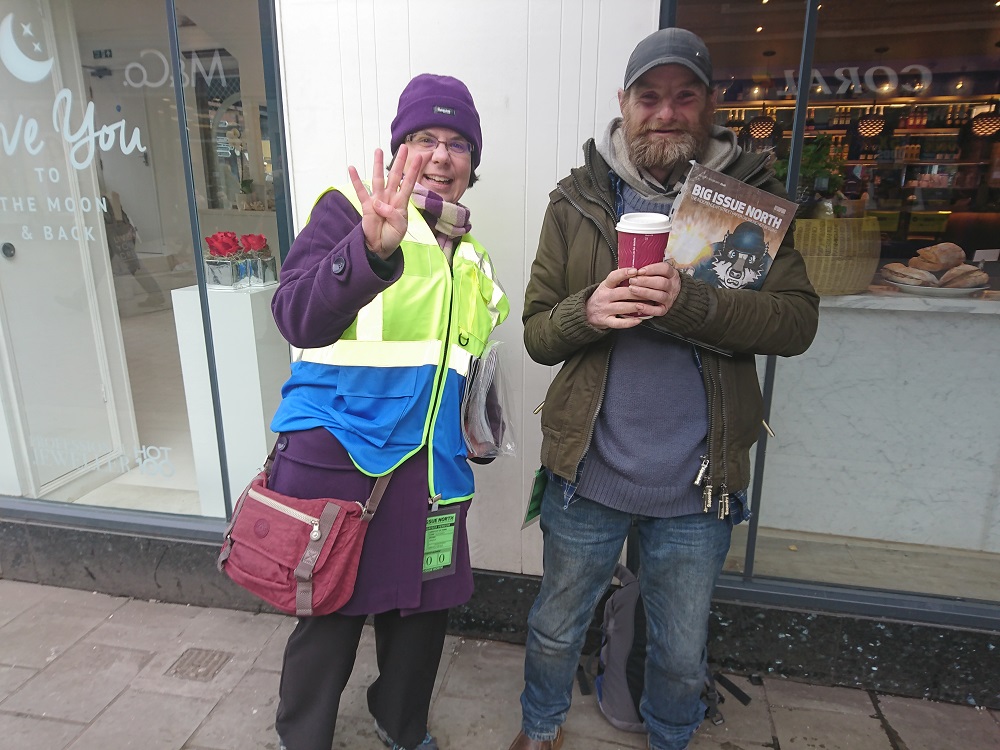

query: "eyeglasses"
(405, 133), (474, 156)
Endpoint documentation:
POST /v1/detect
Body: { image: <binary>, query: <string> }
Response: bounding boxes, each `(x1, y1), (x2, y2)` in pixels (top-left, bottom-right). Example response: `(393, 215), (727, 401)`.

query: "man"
(509, 28), (819, 750)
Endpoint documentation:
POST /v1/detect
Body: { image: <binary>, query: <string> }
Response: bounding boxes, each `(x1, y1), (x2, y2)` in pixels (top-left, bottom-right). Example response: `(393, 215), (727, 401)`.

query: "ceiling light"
(857, 111), (886, 139)
(756, 26), (764, 32)
(971, 103), (1000, 137)
(747, 115), (776, 140)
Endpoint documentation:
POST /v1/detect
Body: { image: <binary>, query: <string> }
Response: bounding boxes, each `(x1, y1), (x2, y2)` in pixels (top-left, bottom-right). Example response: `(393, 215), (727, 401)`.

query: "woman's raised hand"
(348, 145), (429, 260)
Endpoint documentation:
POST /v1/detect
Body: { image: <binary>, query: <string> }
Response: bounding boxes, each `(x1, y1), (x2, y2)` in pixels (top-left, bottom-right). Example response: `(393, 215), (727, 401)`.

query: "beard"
(622, 105), (713, 173)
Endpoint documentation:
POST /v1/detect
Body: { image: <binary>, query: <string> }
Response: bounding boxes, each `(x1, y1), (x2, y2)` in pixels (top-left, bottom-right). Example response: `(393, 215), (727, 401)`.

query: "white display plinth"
(172, 285), (290, 517)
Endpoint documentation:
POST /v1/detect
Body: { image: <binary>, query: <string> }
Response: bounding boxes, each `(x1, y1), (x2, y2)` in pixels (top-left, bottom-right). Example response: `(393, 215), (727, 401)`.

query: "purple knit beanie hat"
(390, 74), (483, 169)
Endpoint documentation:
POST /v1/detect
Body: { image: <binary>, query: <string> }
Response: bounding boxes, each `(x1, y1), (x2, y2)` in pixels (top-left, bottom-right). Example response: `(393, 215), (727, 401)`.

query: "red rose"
(239, 234), (269, 254)
(206, 231), (240, 257)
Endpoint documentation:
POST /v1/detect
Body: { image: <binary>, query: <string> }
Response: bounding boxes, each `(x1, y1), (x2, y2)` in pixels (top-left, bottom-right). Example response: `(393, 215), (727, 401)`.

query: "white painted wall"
(275, 0), (659, 575)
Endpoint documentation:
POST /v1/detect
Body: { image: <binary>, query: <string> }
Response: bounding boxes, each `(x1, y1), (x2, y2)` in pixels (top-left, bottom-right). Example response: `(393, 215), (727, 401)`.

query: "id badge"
(422, 508), (458, 580)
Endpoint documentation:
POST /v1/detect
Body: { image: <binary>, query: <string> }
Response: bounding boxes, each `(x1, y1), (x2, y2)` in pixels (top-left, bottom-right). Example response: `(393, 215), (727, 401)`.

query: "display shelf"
(845, 160), (987, 167)
(893, 128), (962, 136)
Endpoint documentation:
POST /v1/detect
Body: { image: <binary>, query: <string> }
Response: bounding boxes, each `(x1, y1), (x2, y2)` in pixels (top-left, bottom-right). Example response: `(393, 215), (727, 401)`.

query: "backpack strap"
(612, 562), (638, 587)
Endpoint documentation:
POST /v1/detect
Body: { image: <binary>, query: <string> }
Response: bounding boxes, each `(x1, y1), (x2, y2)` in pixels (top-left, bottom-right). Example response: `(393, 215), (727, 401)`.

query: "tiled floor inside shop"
(73, 298), (201, 517)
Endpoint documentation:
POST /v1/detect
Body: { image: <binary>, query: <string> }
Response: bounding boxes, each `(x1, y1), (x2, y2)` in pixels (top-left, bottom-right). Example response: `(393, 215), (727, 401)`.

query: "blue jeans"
(520, 479), (732, 750)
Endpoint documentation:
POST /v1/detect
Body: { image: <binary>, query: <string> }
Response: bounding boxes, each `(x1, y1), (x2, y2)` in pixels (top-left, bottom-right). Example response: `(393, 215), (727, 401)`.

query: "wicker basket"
(794, 217), (881, 295)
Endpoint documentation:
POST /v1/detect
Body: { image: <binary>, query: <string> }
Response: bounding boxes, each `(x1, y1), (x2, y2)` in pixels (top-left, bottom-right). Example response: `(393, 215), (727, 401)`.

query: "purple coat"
(269, 190), (474, 616)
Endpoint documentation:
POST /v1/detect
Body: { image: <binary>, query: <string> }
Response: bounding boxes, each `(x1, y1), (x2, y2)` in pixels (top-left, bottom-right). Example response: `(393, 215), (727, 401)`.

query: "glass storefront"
(0, 0), (279, 518)
(2, 0), (998, 624)
(678, 0), (1000, 604)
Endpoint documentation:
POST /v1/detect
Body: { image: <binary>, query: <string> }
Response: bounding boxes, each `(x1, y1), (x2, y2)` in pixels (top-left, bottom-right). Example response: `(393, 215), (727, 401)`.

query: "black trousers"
(275, 608), (449, 750)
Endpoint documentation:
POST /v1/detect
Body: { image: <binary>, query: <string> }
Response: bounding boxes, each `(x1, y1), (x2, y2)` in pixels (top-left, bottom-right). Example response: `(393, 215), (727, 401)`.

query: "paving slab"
(0, 592), (125, 669)
(170, 607), (285, 656)
(692, 675), (774, 748)
(765, 680), (892, 750)
(0, 579), (51, 627)
(184, 669), (280, 750)
(252, 616), (296, 673)
(0, 712), (83, 750)
(1, 641), (152, 722)
(83, 598), (202, 651)
(0, 664), (36, 702)
(66, 689), (216, 750)
(763, 678), (878, 714)
(878, 694), (1000, 750)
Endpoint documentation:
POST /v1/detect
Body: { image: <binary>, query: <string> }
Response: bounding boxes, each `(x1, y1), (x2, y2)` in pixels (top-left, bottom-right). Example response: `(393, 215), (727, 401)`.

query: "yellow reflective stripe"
(355, 293), (383, 341)
(448, 344), (473, 377)
(298, 340), (443, 368)
(454, 242), (508, 327)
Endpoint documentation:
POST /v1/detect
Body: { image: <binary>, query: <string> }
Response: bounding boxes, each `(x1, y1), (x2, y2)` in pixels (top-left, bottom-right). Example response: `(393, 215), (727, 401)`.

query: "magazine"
(667, 163), (797, 290)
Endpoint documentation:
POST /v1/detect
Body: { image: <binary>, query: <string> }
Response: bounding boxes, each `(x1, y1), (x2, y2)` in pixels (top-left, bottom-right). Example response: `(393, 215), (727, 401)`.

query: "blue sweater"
(576, 182), (708, 518)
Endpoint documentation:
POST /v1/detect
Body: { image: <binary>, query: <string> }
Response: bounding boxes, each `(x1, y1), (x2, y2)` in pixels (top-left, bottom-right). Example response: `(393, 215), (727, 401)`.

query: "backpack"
(583, 563), (751, 731)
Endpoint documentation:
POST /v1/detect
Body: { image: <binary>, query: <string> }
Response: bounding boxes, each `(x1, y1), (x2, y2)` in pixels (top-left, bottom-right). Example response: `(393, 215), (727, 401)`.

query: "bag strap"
(293, 471), (394, 616)
(361, 472), (393, 520)
(294, 501), (343, 615)
(258, 442), (393, 521)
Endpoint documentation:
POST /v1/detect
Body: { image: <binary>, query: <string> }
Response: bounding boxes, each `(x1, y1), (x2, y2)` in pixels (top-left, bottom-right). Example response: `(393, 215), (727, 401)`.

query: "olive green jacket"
(523, 139), (820, 493)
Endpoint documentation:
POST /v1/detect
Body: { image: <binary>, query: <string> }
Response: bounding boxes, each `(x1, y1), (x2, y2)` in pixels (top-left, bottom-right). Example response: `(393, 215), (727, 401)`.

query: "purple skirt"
(267, 427), (473, 616)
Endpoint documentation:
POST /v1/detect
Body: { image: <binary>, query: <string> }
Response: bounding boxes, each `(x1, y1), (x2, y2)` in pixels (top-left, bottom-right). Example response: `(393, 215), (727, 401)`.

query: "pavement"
(1, 579), (998, 750)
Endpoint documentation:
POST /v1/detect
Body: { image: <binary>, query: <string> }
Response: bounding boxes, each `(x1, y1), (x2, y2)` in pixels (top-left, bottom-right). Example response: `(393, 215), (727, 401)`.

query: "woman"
(268, 74), (508, 750)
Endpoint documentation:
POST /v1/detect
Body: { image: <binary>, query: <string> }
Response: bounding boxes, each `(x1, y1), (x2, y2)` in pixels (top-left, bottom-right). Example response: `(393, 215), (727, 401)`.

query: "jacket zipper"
(424, 246), (458, 504)
(553, 183), (616, 469)
(700, 352), (718, 515)
(247, 487), (351, 540)
(714, 355), (730, 519)
(583, 145), (618, 219)
(695, 352), (730, 518)
(557, 183), (617, 258)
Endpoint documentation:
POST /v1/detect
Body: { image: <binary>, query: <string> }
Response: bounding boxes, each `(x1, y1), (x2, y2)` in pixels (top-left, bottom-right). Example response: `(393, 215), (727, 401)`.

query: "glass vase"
(249, 255), (278, 287)
(204, 258), (251, 289)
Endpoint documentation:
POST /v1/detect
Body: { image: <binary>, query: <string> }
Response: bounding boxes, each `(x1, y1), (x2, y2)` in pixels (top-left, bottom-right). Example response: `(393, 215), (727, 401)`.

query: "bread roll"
(939, 264), (989, 288)
(881, 263), (939, 287)
(916, 242), (965, 270)
(908, 256), (946, 272)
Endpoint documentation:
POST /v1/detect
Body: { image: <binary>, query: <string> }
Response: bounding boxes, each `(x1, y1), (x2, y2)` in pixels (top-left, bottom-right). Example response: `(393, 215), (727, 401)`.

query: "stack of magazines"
(461, 340), (515, 459)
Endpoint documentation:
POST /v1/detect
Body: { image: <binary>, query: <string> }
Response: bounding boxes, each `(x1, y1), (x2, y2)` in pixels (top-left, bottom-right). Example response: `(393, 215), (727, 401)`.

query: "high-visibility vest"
(271, 188), (509, 505)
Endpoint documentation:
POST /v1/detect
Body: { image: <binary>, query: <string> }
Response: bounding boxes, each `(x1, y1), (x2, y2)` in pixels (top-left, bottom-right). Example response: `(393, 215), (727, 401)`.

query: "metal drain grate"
(165, 648), (233, 681)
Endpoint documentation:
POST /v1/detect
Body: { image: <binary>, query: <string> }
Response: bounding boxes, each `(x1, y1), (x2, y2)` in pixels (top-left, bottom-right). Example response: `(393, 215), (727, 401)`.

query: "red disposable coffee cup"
(616, 212), (671, 271)
(616, 213), (671, 317)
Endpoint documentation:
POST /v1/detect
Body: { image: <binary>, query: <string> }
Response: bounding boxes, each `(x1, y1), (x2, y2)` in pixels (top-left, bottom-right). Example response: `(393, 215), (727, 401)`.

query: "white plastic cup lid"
(615, 212), (671, 234)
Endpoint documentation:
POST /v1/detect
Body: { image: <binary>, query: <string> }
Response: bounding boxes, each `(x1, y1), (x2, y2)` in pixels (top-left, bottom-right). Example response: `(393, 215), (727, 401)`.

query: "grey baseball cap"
(624, 28), (713, 89)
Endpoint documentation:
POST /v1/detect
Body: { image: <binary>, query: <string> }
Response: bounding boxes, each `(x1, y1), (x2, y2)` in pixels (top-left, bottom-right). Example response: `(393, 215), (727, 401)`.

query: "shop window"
(0, 0), (281, 520)
(679, 0), (1000, 604)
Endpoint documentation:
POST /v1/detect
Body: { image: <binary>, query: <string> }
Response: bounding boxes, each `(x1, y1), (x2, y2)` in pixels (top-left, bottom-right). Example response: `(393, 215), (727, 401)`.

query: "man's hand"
(586, 267), (649, 329)
(348, 145), (429, 259)
(628, 261), (681, 317)
(586, 263), (682, 329)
